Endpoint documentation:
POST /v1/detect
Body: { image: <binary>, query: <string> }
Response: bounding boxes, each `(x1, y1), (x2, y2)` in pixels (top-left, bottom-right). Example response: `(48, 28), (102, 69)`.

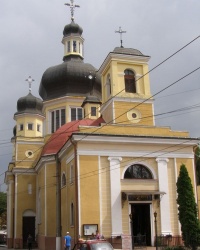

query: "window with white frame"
(19, 124), (24, 131)
(70, 107), (83, 121)
(51, 108), (66, 133)
(37, 124), (41, 132)
(124, 69), (136, 93)
(27, 123), (33, 130)
(91, 107), (96, 116)
(67, 41), (71, 52)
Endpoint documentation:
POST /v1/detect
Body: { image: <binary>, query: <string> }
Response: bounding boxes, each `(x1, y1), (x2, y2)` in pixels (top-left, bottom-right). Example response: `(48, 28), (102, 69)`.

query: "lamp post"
(154, 211), (158, 250)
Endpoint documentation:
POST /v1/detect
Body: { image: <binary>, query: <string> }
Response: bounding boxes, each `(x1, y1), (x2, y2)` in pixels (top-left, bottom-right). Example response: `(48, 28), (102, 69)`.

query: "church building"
(5, 1), (199, 250)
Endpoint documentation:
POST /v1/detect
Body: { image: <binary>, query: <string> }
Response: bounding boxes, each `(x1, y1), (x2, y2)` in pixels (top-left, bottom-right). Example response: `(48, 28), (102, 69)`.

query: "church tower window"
(19, 124), (24, 131)
(51, 108), (66, 133)
(91, 107), (96, 116)
(37, 124), (41, 132)
(67, 41), (71, 52)
(73, 41), (77, 52)
(27, 123), (33, 130)
(71, 107), (83, 121)
(124, 69), (136, 93)
(124, 164), (152, 179)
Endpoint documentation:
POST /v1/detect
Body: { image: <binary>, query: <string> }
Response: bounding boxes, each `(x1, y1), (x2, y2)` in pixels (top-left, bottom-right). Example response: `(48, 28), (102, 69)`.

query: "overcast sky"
(0, 0), (200, 191)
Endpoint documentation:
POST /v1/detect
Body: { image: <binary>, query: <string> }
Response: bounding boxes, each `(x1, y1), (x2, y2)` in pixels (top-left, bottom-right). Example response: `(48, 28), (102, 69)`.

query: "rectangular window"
(19, 124), (24, 131)
(37, 124), (41, 132)
(27, 123), (33, 130)
(71, 107), (83, 121)
(67, 41), (70, 52)
(73, 41), (77, 52)
(51, 108), (66, 133)
(91, 107), (96, 116)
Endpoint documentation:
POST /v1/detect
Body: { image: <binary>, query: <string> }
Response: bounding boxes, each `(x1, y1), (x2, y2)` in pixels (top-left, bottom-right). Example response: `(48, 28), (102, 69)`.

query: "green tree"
(176, 164), (200, 250)
(0, 192), (6, 215)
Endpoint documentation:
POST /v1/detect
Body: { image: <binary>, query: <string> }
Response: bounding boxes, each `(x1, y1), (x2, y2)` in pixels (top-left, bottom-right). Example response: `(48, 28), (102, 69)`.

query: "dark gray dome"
(63, 21), (83, 36)
(15, 93), (43, 116)
(39, 57), (101, 101)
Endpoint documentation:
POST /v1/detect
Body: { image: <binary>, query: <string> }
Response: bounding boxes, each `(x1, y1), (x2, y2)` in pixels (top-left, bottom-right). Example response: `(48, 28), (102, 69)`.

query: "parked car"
(77, 239), (114, 250)
(0, 230), (7, 244)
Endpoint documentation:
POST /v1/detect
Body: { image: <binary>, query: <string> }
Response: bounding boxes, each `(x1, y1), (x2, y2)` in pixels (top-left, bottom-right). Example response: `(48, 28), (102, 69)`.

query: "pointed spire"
(25, 76), (35, 93)
(65, 0), (80, 22)
(115, 26), (126, 48)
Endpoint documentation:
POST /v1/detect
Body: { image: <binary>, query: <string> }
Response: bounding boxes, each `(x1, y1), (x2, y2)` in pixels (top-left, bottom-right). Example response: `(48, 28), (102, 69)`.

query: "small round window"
(25, 150), (34, 158)
(127, 109), (141, 123)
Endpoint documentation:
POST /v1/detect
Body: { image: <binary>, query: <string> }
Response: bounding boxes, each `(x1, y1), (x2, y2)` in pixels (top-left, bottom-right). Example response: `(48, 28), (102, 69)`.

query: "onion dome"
(63, 21), (83, 36)
(15, 92), (43, 116)
(39, 19), (101, 101)
(39, 59), (101, 101)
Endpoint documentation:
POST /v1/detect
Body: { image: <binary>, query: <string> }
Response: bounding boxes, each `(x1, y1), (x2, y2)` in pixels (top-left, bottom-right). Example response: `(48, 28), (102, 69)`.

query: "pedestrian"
(27, 234), (33, 250)
(95, 230), (100, 239)
(64, 231), (71, 250)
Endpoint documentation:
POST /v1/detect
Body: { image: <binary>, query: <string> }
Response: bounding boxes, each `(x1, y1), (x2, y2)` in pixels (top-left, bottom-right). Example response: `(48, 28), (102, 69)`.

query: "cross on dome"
(115, 26), (126, 48)
(65, 0), (80, 22)
(25, 76), (35, 93)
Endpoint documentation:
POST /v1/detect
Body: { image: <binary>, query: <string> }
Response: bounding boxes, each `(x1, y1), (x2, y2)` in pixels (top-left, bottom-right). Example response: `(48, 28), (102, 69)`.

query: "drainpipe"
(55, 154), (61, 250)
(70, 138), (79, 245)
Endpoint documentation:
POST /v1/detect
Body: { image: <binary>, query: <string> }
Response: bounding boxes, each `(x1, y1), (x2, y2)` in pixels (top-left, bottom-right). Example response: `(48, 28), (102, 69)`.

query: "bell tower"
(99, 47), (154, 126)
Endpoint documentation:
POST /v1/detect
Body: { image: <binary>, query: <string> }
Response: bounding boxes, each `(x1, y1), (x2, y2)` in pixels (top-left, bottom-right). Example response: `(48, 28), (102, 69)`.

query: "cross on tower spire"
(25, 76), (35, 93)
(65, 0), (80, 22)
(115, 26), (126, 48)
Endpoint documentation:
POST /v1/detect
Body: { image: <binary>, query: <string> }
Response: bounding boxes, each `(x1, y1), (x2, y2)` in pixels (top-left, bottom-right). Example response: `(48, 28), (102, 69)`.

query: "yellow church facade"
(5, 4), (199, 250)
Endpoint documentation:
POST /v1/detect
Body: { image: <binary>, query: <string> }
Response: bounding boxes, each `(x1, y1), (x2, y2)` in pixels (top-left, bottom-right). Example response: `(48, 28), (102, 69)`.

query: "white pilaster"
(156, 157), (171, 235)
(108, 157), (122, 236)
(7, 180), (14, 238)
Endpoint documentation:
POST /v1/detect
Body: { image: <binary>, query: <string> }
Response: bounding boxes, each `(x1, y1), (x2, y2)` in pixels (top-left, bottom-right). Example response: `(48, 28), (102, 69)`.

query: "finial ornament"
(115, 26), (126, 48)
(25, 76), (35, 93)
(65, 0), (80, 22)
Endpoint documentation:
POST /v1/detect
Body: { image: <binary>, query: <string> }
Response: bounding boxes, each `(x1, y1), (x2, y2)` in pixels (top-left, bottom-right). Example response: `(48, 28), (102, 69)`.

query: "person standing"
(64, 232), (71, 250)
(27, 234), (33, 250)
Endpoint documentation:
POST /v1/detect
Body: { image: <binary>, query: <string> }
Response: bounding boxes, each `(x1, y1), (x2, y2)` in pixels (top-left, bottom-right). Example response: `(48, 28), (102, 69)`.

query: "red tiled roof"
(41, 117), (104, 156)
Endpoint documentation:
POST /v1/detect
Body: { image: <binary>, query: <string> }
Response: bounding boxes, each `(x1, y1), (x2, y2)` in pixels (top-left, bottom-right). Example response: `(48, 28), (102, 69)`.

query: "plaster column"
(156, 158), (171, 235)
(7, 180), (14, 240)
(108, 157), (122, 236)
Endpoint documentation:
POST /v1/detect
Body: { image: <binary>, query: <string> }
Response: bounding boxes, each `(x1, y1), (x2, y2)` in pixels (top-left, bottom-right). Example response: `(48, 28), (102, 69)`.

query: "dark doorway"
(23, 216), (35, 248)
(131, 204), (151, 246)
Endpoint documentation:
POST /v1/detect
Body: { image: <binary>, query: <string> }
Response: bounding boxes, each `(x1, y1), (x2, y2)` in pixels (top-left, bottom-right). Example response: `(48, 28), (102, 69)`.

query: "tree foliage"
(176, 164), (200, 250)
(0, 192), (6, 215)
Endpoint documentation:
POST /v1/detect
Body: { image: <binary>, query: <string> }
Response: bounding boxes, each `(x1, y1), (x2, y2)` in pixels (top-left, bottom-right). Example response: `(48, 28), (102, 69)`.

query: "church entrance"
(22, 216), (35, 248)
(130, 203), (151, 246)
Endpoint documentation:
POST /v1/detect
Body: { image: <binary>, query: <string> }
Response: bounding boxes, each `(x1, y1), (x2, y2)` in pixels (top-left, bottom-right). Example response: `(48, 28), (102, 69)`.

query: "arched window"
(61, 172), (66, 187)
(124, 164), (153, 179)
(124, 69), (136, 93)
